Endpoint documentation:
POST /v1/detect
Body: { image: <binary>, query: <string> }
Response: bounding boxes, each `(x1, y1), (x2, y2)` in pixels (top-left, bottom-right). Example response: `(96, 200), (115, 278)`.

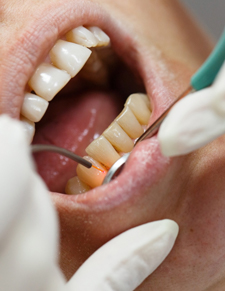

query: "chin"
(2, 0), (222, 289)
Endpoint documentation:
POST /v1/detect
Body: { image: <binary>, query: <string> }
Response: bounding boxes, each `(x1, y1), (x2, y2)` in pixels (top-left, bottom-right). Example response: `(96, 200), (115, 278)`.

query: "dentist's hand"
(158, 62), (225, 157)
(0, 115), (178, 291)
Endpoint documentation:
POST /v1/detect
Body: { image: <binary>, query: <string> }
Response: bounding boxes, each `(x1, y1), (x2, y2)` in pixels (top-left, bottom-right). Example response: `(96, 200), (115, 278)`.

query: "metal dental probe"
(31, 144), (104, 172)
(102, 27), (225, 184)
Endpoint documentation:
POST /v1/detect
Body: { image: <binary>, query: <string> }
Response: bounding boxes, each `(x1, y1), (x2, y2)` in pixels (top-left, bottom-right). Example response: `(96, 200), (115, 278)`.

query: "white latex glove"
(158, 61), (225, 157)
(0, 115), (179, 291)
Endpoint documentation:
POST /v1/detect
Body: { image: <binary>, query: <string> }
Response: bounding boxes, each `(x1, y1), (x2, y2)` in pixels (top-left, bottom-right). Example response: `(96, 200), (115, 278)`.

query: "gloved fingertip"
(67, 219), (179, 291)
(158, 120), (180, 157)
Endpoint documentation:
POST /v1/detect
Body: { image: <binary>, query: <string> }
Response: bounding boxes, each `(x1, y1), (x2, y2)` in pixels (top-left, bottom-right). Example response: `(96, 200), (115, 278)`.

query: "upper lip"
(1, 1), (173, 208)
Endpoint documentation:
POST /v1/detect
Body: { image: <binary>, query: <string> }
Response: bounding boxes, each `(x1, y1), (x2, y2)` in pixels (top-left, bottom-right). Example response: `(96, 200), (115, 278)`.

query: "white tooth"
(86, 136), (120, 168)
(49, 40), (91, 77)
(65, 176), (91, 194)
(21, 92), (49, 123)
(125, 93), (151, 125)
(134, 93), (151, 110)
(116, 107), (144, 139)
(87, 26), (110, 47)
(142, 93), (151, 110)
(28, 63), (71, 101)
(66, 26), (98, 48)
(20, 116), (35, 144)
(76, 156), (107, 188)
(103, 122), (134, 153)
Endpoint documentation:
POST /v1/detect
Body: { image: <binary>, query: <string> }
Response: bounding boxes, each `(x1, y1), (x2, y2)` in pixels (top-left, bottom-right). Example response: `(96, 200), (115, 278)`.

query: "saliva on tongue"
(32, 91), (123, 193)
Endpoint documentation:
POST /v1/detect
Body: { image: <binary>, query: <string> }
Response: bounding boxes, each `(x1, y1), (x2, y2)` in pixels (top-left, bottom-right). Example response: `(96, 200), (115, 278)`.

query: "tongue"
(33, 91), (121, 193)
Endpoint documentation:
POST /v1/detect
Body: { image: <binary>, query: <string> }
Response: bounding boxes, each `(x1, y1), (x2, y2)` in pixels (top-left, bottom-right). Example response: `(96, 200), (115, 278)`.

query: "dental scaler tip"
(92, 165), (105, 173)
(31, 144), (103, 172)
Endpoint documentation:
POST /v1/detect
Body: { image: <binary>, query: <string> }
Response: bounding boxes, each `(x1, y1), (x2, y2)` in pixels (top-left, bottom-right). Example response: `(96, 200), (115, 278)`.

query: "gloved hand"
(158, 62), (225, 157)
(0, 115), (179, 291)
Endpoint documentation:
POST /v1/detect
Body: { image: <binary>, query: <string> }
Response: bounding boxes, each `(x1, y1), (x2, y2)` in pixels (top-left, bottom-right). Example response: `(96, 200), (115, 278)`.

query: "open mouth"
(29, 25), (152, 194)
(3, 0), (219, 286)
(0, 0), (192, 218)
(0, 0), (188, 220)
(1, 2), (188, 275)
(11, 14), (175, 202)
(2, 0), (221, 286)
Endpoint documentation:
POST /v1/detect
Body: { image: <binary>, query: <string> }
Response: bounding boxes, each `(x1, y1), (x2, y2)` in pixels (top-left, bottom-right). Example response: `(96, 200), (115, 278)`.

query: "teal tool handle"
(191, 28), (225, 91)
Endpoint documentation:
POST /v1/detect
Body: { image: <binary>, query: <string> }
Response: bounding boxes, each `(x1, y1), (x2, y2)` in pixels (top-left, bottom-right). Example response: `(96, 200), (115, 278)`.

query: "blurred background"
(181, 0), (224, 40)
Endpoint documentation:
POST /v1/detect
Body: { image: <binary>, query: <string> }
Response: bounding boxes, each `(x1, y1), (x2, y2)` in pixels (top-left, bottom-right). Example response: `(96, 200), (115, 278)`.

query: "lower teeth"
(65, 93), (151, 194)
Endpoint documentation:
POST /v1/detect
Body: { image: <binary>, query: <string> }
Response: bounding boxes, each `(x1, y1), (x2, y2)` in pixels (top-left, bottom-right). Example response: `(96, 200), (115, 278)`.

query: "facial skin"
(1, 0), (225, 290)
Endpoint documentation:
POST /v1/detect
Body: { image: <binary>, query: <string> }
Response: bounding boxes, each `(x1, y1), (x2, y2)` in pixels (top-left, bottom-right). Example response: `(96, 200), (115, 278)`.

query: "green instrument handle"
(191, 28), (225, 91)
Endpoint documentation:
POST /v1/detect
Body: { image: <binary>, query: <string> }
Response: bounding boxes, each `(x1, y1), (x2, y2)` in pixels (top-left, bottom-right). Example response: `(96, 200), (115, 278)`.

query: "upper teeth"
(66, 26), (99, 48)
(28, 63), (71, 101)
(20, 116), (35, 144)
(21, 26), (110, 142)
(66, 93), (152, 194)
(21, 25), (151, 194)
(21, 92), (49, 123)
(49, 40), (91, 77)
(86, 26), (110, 47)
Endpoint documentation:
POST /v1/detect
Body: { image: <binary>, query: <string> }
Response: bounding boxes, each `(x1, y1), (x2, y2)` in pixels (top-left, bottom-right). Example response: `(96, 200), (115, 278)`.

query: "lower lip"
(51, 136), (170, 211)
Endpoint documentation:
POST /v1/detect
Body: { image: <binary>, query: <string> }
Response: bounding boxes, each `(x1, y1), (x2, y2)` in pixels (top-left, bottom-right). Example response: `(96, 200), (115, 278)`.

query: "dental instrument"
(102, 28), (225, 184)
(31, 144), (104, 172)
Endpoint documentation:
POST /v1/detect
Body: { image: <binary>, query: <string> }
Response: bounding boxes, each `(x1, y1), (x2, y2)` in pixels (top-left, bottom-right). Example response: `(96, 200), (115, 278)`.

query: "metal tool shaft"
(135, 86), (193, 145)
(31, 144), (92, 169)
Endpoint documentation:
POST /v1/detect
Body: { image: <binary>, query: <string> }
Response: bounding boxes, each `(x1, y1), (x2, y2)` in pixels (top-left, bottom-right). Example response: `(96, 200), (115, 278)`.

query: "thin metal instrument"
(31, 144), (104, 172)
(102, 27), (225, 184)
